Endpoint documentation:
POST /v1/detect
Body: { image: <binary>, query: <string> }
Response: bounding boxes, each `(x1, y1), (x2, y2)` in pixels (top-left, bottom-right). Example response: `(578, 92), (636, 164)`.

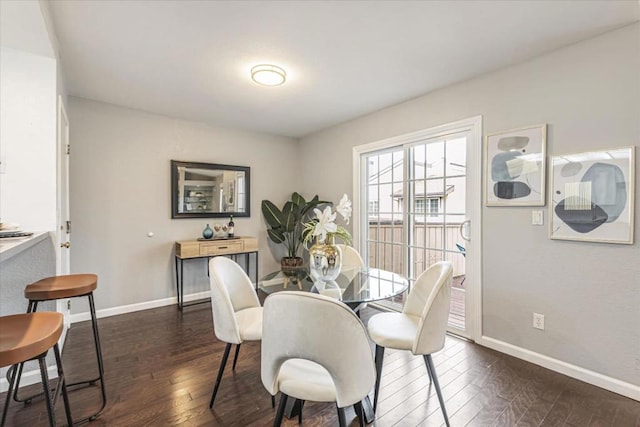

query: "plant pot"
(281, 257), (304, 276)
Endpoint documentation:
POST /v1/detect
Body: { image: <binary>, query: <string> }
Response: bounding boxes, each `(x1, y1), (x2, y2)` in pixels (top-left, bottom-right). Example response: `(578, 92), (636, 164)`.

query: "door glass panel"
(425, 140), (445, 178)
(445, 250), (466, 329)
(445, 177), (466, 215)
(446, 137), (467, 176)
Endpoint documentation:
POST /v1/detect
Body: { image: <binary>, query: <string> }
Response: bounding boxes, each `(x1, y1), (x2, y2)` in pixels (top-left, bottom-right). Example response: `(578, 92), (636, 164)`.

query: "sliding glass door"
(356, 118), (481, 338)
(407, 134), (468, 331)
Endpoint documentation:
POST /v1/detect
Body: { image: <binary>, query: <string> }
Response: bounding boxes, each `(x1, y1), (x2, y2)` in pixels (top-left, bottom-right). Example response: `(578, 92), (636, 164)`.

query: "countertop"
(0, 231), (51, 263)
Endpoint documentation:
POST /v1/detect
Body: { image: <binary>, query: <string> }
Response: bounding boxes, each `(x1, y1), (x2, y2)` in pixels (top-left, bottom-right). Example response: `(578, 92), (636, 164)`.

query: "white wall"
(299, 24), (640, 389)
(0, 47), (57, 230)
(68, 97), (299, 312)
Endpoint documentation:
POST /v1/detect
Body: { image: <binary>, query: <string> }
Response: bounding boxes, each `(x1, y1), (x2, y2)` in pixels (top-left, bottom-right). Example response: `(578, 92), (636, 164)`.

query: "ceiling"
(48, 1), (638, 139)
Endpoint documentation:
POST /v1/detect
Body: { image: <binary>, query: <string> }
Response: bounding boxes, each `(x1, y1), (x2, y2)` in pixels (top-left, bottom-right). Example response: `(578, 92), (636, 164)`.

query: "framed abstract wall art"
(549, 147), (635, 244)
(485, 124), (547, 206)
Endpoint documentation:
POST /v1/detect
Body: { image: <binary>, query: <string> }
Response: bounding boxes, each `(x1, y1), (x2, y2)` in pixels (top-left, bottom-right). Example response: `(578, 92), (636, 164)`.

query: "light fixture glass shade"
(251, 64), (286, 86)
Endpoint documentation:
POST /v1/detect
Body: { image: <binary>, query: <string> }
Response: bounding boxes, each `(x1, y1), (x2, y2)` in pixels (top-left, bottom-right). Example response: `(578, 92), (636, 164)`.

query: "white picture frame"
(549, 146), (635, 244)
(485, 124), (547, 206)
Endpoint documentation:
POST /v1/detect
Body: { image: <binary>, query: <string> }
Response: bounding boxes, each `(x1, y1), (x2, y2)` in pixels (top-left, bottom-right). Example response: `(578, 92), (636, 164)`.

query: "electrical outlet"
(533, 313), (545, 330)
(67, 300), (71, 310)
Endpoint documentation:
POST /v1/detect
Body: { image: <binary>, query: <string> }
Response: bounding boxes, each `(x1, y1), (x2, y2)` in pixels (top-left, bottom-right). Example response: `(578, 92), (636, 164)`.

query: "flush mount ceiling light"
(251, 64), (286, 86)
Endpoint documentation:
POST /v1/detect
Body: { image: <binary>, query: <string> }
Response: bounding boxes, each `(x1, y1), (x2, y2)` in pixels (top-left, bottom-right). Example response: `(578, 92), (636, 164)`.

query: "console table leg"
(175, 256), (180, 311)
(179, 258), (184, 310)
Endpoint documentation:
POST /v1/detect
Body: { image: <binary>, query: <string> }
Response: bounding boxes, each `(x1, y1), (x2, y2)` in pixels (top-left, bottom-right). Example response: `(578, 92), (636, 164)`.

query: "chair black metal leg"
(354, 401), (365, 427)
(232, 344), (241, 371)
(53, 343), (74, 426)
(274, 393), (288, 427)
(297, 400), (305, 424)
(336, 405), (347, 427)
(209, 343), (232, 409)
(38, 354), (56, 427)
(1, 361), (18, 426)
(424, 354), (450, 427)
(373, 345), (385, 413)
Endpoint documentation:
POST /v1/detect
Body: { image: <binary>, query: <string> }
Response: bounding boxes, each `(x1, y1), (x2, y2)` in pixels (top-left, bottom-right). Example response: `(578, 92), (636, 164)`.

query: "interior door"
(56, 97), (71, 330)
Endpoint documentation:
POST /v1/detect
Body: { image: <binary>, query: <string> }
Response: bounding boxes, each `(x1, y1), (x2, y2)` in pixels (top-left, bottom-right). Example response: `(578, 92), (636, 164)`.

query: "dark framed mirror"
(171, 160), (250, 219)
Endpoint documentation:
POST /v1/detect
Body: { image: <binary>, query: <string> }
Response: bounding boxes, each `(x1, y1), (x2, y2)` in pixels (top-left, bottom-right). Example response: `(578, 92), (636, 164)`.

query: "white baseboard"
(479, 336), (640, 401)
(70, 291), (211, 323)
(0, 366), (58, 393)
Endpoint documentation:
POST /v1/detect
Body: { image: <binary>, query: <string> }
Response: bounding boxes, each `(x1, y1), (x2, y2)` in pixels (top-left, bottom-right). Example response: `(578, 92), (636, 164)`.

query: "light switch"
(532, 210), (544, 226)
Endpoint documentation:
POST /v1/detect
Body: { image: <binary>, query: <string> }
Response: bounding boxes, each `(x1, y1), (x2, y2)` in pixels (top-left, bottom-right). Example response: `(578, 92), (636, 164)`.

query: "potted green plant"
(261, 192), (326, 273)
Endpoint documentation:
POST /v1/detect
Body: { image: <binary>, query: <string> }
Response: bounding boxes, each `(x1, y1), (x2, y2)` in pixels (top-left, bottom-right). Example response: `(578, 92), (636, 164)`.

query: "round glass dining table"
(258, 266), (408, 312)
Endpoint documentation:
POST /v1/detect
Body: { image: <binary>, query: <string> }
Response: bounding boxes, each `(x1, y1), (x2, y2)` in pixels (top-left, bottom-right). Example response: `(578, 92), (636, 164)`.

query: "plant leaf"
(291, 192), (305, 207)
(261, 200), (283, 228)
(267, 228), (285, 244)
(282, 201), (298, 232)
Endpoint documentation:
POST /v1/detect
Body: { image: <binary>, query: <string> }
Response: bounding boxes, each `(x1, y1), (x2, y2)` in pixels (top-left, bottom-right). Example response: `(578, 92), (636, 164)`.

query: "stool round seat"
(0, 313), (63, 368)
(25, 274), (97, 300)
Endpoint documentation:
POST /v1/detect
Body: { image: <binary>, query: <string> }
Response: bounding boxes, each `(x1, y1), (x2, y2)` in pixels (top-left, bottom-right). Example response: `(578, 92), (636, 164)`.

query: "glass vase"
(202, 224), (214, 239)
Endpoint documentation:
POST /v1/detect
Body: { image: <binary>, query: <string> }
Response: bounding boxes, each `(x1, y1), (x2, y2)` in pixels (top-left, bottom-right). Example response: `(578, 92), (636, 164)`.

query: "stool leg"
(53, 343), (74, 426)
(38, 353), (57, 427)
(66, 292), (108, 423)
(85, 292), (107, 420)
(1, 361), (18, 426)
(12, 300), (40, 404)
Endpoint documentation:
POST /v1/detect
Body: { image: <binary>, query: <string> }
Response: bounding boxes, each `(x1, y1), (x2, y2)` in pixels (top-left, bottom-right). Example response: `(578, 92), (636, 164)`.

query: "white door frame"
(56, 96), (71, 334)
(352, 116), (483, 341)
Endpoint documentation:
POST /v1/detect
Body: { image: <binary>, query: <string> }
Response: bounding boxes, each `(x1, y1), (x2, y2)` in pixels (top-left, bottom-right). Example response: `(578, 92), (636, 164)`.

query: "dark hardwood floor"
(2, 304), (639, 426)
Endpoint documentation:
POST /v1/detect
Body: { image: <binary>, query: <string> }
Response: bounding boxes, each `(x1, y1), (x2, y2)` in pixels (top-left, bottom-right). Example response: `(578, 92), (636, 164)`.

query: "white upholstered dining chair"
(367, 261), (453, 426)
(261, 292), (376, 427)
(337, 244), (365, 269)
(208, 256), (263, 409)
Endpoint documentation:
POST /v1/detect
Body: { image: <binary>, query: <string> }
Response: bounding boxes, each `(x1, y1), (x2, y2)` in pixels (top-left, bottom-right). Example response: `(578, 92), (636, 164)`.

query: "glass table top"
(258, 267), (408, 305)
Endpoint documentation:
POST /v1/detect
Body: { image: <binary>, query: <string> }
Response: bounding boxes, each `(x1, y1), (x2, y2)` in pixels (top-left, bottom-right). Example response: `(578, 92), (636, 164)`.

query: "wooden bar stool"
(1, 312), (74, 426)
(11, 274), (106, 423)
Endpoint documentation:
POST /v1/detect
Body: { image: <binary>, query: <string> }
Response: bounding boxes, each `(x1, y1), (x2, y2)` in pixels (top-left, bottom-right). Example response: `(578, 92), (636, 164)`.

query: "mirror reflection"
(171, 161), (250, 218)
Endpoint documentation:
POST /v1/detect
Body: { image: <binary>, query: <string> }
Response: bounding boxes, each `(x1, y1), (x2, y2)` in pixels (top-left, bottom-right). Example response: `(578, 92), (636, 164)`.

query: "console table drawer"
(200, 240), (244, 256)
(175, 236), (257, 259)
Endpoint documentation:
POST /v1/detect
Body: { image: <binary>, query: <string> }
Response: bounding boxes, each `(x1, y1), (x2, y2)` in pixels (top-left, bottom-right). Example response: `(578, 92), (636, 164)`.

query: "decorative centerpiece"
(262, 192), (326, 275)
(303, 194), (352, 286)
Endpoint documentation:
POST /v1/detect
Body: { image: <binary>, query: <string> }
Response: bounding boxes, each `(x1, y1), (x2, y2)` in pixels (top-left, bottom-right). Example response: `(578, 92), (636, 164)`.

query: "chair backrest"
(337, 244), (366, 269)
(402, 261), (453, 355)
(209, 257), (260, 344)
(261, 292), (376, 408)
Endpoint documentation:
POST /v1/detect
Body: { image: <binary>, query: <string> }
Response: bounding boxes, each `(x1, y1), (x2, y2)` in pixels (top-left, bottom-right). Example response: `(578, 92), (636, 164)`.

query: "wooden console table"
(174, 236), (258, 310)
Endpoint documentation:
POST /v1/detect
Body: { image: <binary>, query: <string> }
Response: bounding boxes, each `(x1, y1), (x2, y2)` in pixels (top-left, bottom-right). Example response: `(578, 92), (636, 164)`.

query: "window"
(415, 198), (440, 216)
(428, 198), (439, 217)
(368, 200), (379, 214)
